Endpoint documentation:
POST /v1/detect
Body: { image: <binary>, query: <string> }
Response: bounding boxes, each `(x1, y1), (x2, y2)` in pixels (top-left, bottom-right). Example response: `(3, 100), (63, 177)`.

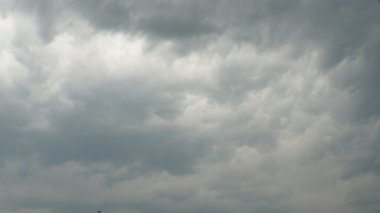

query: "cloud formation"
(0, 0), (380, 213)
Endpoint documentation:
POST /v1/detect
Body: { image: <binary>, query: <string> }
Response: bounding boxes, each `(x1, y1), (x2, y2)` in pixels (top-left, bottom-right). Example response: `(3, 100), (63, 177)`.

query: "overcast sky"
(0, 0), (380, 213)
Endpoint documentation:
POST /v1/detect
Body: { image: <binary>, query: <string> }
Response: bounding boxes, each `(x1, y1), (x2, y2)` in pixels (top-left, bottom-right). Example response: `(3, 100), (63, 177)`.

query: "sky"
(0, 0), (380, 213)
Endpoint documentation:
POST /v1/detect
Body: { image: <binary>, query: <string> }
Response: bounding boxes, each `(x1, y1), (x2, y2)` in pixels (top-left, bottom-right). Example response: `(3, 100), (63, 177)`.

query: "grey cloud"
(9, 0), (61, 42)
(67, 0), (131, 30)
(1, 0), (380, 213)
(0, 75), (209, 175)
(138, 15), (218, 40)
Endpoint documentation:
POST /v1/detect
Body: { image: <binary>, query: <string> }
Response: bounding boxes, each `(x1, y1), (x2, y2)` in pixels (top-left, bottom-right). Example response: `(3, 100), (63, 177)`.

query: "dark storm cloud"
(138, 14), (218, 39)
(1, 0), (380, 213)
(67, 0), (131, 30)
(34, 102), (208, 175)
(0, 61), (209, 174)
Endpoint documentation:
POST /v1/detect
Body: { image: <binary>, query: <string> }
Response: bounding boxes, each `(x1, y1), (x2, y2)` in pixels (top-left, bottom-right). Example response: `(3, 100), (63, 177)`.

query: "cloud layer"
(1, 0), (380, 212)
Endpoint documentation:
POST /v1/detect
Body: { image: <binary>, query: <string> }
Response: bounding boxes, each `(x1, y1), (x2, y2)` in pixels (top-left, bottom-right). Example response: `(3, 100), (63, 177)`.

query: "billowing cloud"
(0, 0), (380, 213)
